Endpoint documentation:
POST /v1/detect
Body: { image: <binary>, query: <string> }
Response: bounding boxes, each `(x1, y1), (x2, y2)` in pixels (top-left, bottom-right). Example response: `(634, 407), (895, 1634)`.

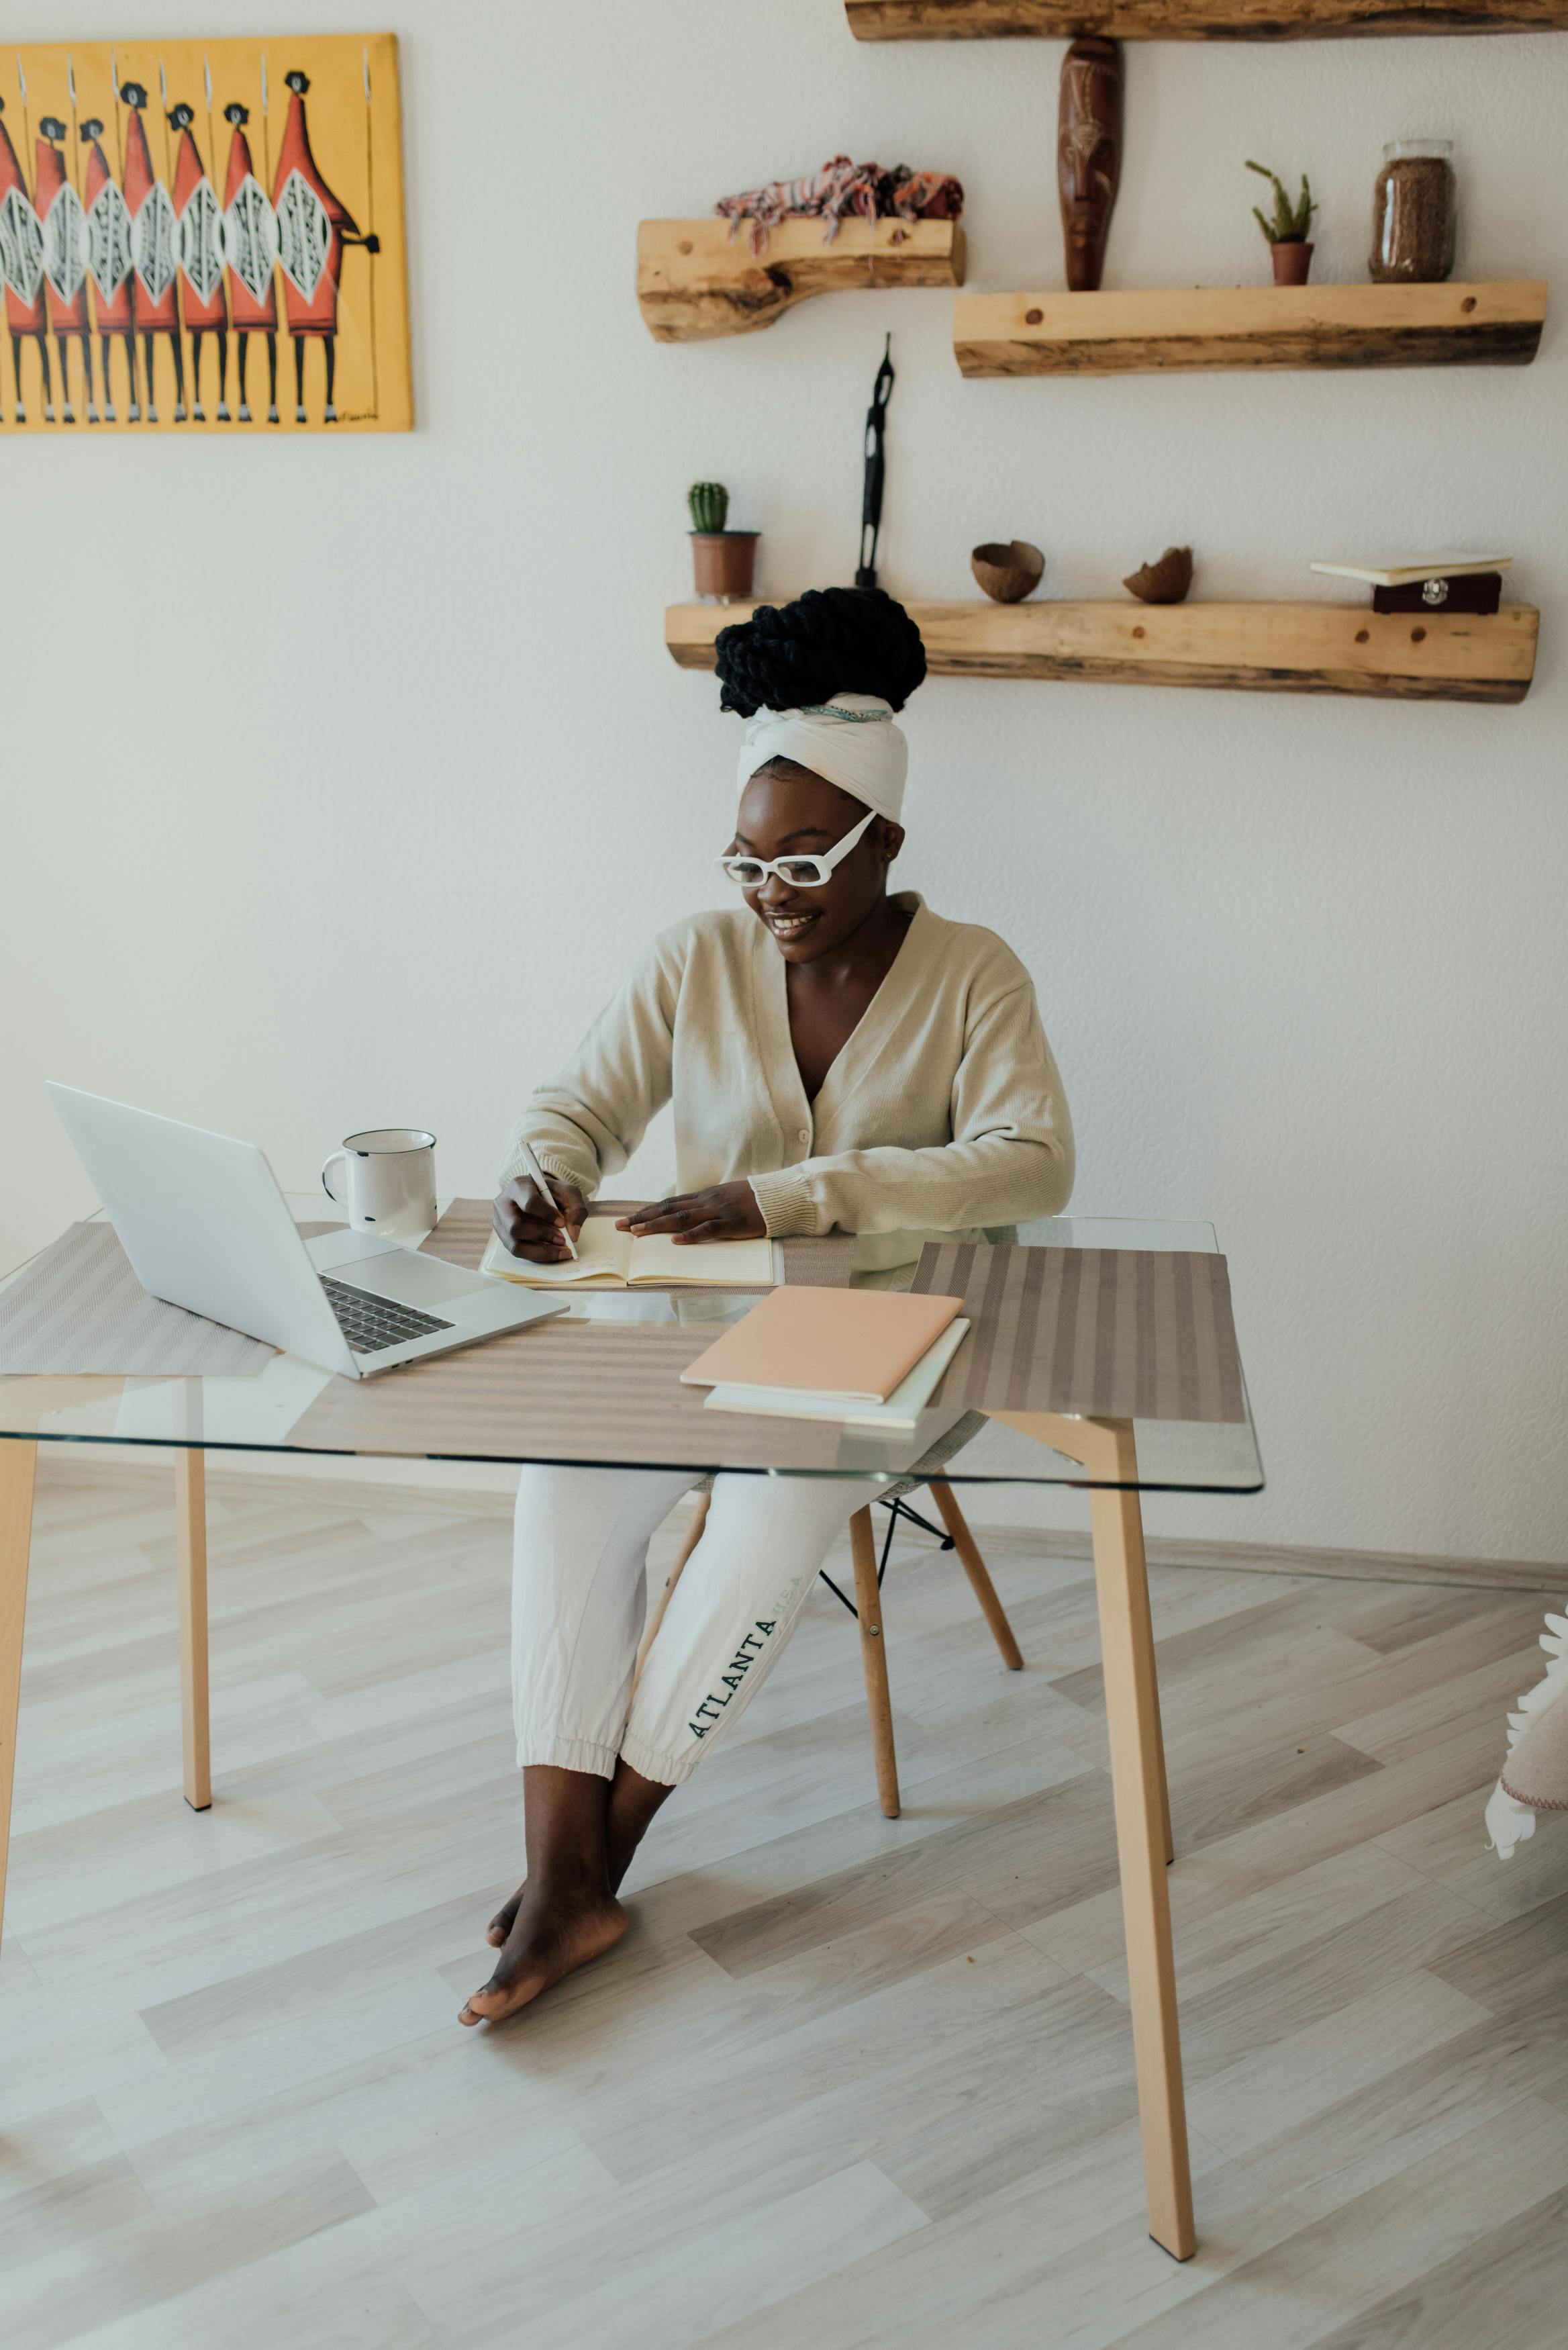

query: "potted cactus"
(688, 482), (758, 602)
(1246, 159), (1317, 285)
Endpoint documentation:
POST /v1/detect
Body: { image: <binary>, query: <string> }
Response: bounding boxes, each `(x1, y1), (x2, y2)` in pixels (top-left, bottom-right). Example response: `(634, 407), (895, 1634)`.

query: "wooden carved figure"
(1058, 38), (1122, 295)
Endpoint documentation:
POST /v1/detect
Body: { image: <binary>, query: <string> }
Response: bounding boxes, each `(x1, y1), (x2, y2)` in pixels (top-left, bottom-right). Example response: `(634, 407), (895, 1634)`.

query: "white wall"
(5, 0), (1566, 1563)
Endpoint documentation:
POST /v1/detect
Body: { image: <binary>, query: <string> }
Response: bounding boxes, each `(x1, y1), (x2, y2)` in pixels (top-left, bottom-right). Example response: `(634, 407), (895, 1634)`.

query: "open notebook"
(480, 1221), (777, 1290)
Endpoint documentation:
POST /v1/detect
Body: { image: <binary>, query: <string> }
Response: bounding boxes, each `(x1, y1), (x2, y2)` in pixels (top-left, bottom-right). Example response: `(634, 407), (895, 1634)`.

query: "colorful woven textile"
(715, 157), (963, 253)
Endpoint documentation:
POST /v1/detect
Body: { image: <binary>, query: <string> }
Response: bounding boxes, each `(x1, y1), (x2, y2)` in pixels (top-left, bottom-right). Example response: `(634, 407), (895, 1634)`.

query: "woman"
(462, 588), (1073, 2026)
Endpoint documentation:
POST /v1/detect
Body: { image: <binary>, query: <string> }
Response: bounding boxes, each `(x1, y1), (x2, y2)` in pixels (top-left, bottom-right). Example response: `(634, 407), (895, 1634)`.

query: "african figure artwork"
(0, 34), (410, 431)
(1057, 38), (1123, 296)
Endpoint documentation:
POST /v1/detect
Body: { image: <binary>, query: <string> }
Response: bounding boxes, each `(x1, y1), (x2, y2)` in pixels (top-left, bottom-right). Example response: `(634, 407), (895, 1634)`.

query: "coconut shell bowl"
(1123, 547), (1193, 604)
(971, 540), (1045, 604)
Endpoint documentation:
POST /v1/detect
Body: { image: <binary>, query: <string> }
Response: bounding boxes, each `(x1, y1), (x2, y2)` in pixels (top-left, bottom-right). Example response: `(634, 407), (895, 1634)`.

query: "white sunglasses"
(717, 806), (877, 891)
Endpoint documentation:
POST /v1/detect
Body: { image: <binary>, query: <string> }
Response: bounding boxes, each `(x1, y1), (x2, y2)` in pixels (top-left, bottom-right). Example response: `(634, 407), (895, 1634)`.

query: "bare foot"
(460, 1886), (626, 2026)
(486, 1884), (525, 1948)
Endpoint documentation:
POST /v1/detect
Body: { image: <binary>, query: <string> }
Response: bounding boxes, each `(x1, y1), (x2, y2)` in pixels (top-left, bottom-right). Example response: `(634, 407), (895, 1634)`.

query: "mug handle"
(322, 1150), (351, 1207)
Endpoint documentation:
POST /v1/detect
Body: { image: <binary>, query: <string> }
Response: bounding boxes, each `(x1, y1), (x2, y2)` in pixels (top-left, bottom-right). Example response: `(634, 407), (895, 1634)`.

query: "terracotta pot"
(1271, 240), (1314, 287)
(971, 540), (1045, 604)
(691, 532), (758, 601)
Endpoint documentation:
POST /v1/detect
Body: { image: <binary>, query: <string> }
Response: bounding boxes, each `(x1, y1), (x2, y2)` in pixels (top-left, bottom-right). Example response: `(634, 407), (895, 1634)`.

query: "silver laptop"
(46, 1084), (567, 1378)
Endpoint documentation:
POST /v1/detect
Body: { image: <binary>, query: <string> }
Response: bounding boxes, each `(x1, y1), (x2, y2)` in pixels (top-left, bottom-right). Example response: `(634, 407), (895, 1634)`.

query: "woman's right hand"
(493, 1174), (587, 1262)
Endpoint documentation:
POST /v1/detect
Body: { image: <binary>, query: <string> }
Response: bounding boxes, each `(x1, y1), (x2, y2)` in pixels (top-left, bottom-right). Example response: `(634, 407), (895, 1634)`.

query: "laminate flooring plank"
(11, 1721), (344, 1893)
(1174, 1879), (1493, 2075)
(1376, 1785), (1568, 1924)
(1334, 1648), (1542, 1767)
(1239, 2008), (1568, 2198)
(565, 1930), (1081, 2188)
(699, 2116), (1238, 2350)
(47, 2130), (609, 2350)
(718, 1888), (1046, 2036)
(420, 2159), (928, 2350)
(61, 2272), (444, 2350)
(0, 2153), (375, 2350)
(1424, 1888), (1568, 2020)
(1170, 1714), (1506, 1901)
(0, 2006), (166, 2134)
(1185, 1970), (1490, 2155)
(1306, 2181), (1568, 2350)
(9, 1464), (1566, 2350)
(1085, 1840), (1436, 2006)
(1093, 2098), (1568, 2350)
(0, 2152), (155, 2267)
(1336, 1584), (1549, 1658)
(0, 2094), (123, 2207)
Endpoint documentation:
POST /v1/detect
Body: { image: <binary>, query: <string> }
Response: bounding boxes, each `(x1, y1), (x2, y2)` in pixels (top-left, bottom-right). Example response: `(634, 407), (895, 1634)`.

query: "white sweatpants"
(511, 1464), (887, 1786)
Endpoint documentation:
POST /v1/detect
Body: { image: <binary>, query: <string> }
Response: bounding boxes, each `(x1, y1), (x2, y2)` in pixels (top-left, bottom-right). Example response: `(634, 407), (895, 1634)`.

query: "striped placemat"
(283, 1315), (876, 1470)
(912, 1243), (1246, 1423)
(0, 1222), (274, 1377)
(273, 1202), (871, 1468)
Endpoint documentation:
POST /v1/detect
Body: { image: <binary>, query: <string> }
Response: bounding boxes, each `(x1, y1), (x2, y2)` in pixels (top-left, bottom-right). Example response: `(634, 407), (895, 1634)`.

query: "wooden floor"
(5, 1460), (1568, 2349)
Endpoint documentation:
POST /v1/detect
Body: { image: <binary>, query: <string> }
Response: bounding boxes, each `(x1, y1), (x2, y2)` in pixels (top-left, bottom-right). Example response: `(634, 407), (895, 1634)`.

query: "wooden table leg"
(987, 1410), (1193, 2259)
(175, 1449), (211, 1812)
(850, 1505), (900, 1820)
(1089, 1439), (1193, 2259)
(0, 1440), (38, 1953)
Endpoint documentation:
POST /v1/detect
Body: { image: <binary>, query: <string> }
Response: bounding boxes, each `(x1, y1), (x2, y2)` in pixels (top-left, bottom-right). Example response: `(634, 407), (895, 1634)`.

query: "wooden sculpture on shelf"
(855, 334), (895, 588)
(1058, 38), (1122, 294)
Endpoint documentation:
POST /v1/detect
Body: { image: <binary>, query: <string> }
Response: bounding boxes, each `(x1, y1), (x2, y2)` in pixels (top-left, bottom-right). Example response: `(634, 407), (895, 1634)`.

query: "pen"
(511, 1137), (578, 1260)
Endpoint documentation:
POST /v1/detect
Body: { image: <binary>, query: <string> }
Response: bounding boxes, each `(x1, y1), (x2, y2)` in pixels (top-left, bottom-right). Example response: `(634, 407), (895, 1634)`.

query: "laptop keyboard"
(321, 1276), (455, 1356)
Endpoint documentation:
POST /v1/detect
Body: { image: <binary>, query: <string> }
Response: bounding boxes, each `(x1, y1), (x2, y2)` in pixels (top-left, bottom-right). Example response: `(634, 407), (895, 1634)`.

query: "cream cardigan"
(501, 892), (1073, 1241)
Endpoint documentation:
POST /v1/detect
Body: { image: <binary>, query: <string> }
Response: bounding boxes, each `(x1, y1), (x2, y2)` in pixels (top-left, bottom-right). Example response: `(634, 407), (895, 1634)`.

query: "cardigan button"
(797, 1127), (810, 1145)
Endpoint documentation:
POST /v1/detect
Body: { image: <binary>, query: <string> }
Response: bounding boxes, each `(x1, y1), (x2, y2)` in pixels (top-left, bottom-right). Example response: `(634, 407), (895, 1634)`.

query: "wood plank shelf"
(953, 282), (1547, 377)
(666, 599), (1538, 702)
(846, 0), (1568, 38)
(638, 218), (965, 342)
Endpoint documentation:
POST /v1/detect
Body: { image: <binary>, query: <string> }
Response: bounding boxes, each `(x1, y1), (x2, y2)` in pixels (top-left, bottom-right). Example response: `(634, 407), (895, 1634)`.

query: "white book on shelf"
(1309, 553), (1512, 588)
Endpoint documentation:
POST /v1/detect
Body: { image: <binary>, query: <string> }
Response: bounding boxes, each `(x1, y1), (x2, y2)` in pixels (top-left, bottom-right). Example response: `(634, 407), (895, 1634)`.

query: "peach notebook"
(679, 1283), (965, 1407)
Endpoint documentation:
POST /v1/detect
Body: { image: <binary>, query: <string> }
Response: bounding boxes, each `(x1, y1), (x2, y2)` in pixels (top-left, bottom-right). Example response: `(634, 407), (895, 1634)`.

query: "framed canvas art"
(0, 32), (410, 431)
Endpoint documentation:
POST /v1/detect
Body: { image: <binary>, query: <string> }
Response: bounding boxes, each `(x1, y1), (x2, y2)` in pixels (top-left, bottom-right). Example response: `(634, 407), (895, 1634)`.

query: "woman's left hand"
(617, 1181), (767, 1244)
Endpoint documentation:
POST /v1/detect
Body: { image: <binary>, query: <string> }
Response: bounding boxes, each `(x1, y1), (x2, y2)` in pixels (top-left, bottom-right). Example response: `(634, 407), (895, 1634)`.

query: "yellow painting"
(0, 32), (409, 432)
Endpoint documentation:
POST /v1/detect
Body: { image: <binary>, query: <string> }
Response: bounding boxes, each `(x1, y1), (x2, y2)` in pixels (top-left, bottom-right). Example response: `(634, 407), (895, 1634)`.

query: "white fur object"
(737, 692), (908, 826)
(1485, 1606), (1568, 1858)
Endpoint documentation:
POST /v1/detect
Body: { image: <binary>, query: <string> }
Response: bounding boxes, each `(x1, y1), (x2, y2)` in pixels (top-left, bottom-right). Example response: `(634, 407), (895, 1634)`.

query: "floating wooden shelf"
(638, 218), (965, 342)
(667, 599), (1537, 702)
(954, 281), (1547, 377)
(846, 0), (1568, 37)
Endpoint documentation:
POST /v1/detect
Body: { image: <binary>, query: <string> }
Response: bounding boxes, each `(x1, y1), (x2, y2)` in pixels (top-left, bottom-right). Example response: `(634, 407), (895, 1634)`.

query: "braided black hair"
(713, 587), (926, 718)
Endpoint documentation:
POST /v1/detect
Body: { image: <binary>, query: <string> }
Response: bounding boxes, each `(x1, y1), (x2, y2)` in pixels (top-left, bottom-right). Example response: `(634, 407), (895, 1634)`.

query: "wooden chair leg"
(632, 1491), (710, 1689)
(928, 1481), (1024, 1671)
(1089, 1431), (1194, 2261)
(0, 1440), (38, 1953)
(175, 1450), (211, 1812)
(850, 1505), (899, 1819)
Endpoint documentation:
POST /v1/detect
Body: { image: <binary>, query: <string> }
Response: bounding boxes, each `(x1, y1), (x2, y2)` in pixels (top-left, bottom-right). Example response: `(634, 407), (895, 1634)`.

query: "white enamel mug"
(321, 1127), (438, 1241)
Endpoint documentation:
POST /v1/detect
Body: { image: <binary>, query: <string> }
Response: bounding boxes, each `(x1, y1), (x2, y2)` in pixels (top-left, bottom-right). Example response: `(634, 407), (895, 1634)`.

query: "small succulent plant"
(687, 481), (730, 534)
(1246, 159), (1316, 244)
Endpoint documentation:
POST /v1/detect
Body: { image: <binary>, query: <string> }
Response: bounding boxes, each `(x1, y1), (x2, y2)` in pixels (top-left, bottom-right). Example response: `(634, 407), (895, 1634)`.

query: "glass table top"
(0, 1205), (1263, 1495)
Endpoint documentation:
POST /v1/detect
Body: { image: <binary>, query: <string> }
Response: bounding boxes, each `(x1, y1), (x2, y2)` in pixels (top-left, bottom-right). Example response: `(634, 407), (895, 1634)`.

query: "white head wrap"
(736, 690), (908, 827)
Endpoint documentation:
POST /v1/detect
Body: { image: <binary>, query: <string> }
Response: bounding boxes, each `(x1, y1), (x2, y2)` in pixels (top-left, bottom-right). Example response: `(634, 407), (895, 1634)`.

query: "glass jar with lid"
(1369, 140), (1456, 283)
